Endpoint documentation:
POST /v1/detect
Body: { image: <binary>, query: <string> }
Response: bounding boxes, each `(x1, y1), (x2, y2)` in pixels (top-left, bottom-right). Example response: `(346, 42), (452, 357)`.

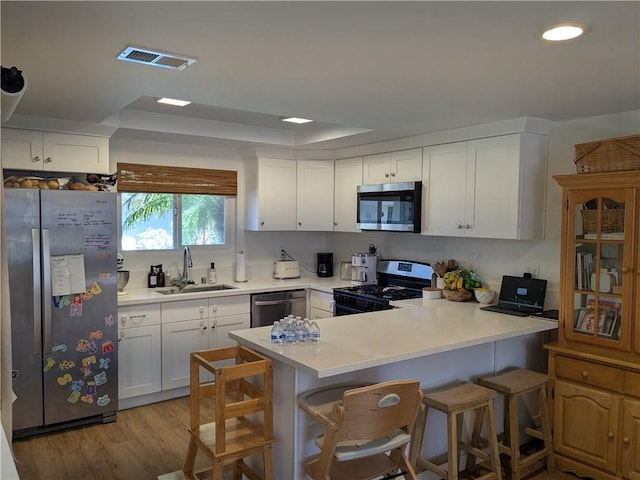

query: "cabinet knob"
(260, 221), (265, 226)
(385, 173), (390, 178)
(465, 224), (471, 229)
(298, 222), (302, 226)
(581, 370), (589, 379)
(211, 306), (217, 313)
(622, 267), (630, 274)
(334, 222), (338, 226)
(199, 306), (204, 313)
(44, 157), (53, 164)
(120, 316), (127, 326)
(458, 224), (464, 229)
(33, 156), (41, 163)
(623, 437), (630, 447)
(390, 172), (396, 177)
(608, 432), (615, 440)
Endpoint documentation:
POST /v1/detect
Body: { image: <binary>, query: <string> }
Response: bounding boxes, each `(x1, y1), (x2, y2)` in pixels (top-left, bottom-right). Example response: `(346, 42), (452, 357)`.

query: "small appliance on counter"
(317, 252), (334, 278)
(117, 253), (130, 295)
(351, 253), (378, 285)
(273, 260), (301, 279)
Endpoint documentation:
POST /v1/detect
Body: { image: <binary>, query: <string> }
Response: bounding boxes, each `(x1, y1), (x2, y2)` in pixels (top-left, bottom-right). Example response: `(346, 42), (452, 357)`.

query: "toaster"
(273, 261), (300, 279)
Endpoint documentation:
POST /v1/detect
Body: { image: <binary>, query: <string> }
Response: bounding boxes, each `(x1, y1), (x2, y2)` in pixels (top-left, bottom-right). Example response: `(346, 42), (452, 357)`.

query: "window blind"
(117, 162), (237, 195)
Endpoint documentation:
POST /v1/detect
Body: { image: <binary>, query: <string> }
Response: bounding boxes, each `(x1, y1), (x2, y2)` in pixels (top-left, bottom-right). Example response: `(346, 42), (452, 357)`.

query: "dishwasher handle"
(253, 297), (306, 307)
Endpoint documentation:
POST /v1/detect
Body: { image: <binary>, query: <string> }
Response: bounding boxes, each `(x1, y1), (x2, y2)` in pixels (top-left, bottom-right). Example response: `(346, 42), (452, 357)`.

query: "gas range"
(333, 260), (434, 316)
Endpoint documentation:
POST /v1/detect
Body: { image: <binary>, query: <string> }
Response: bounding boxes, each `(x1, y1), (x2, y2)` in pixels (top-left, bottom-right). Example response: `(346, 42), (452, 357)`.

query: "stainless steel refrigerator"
(6, 189), (118, 438)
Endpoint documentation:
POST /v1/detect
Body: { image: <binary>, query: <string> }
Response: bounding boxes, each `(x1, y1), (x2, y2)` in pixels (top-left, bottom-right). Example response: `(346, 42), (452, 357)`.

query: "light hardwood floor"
(12, 396), (584, 480)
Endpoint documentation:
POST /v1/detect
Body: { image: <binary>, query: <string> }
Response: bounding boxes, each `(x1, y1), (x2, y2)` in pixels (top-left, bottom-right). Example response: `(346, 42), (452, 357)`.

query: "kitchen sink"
(156, 284), (238, 295)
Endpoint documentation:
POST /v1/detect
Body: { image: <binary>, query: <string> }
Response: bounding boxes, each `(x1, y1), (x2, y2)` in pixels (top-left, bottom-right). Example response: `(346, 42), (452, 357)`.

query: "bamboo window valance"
(117, 162), (237, 195)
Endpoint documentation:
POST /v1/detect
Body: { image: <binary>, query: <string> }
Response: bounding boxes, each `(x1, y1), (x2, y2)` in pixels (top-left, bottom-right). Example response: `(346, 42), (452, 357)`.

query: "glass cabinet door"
(566, 188), (633, 350)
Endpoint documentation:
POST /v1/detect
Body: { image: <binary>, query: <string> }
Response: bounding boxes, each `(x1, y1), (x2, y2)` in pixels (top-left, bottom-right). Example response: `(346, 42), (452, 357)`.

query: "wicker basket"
(575, 134), (640, 173)
(581, 209), (625, 234)
(443, 289), (473, 302)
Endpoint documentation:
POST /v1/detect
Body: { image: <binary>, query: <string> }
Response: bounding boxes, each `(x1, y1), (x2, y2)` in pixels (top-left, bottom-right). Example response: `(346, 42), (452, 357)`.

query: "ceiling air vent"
(117, 46), (197, 70)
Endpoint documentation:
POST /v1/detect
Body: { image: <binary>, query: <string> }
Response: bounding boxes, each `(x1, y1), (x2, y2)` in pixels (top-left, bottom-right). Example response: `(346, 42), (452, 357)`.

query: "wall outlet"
(526, 266), (540, 278)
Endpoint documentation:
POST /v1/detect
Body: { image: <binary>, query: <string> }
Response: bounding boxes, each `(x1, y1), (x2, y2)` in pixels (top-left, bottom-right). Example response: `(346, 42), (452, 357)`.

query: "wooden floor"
(12, 396), (584, 480)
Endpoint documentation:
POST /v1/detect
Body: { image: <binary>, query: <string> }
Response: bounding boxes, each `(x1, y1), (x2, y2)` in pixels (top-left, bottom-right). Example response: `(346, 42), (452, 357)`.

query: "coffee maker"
(317, 252), (334, 278)
(352, 253), (378, 285)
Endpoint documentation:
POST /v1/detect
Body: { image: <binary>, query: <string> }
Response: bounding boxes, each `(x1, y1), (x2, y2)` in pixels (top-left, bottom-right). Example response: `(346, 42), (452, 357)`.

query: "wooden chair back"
(329, 380), (423, 443)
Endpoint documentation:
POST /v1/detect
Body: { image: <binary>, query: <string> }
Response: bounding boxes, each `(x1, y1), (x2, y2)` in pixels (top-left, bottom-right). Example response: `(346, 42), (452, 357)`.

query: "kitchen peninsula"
(230, 301), (557, 479)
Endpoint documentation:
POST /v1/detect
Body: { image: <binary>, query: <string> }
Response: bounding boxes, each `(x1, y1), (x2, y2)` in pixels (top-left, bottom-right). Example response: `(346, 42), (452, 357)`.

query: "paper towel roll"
(1, 67), (27, 123)
(235, 251), (247, 282)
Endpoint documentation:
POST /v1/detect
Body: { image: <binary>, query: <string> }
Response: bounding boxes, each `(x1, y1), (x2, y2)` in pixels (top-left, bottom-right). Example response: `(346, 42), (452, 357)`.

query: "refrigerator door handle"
(32, 229), (43, 356)
(42, 229), (52, 354)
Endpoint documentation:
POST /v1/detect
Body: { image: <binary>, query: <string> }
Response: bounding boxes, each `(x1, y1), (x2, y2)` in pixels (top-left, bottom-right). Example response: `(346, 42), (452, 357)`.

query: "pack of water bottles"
(270, 315), (320, 344)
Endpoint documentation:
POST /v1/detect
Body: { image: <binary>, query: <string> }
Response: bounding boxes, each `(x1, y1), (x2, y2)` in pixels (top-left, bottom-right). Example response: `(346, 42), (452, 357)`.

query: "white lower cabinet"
(118, 305), (162, 400)
(161, 318), (209, 390)
(161, 295), (250, 390)
(309, 290), (334, 319)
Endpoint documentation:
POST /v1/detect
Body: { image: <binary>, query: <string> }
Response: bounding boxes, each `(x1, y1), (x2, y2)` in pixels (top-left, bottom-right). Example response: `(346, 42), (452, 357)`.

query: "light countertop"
(230, 299), (557, 378)
(118, 276), (352, 306)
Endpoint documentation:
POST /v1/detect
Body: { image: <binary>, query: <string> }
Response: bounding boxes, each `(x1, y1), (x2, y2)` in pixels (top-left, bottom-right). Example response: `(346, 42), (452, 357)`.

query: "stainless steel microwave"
(356, 181), (422, 232)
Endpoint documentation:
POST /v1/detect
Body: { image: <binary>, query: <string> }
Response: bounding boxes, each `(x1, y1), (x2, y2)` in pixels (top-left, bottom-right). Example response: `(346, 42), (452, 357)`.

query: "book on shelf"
(583, 296), (622, 338)
(584, 232), (625, 240)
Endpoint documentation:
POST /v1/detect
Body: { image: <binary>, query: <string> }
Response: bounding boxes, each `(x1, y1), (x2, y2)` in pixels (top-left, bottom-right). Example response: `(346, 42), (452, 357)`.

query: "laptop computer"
(480, 275), (547, 317)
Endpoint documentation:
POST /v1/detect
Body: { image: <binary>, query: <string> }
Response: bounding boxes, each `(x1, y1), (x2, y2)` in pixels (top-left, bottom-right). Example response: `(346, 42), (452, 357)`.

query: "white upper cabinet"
(333, 157), (363, 232)
(244, 155), (297, 231)
(1, 128), (110, 174)
(422, 133), (547, 239)
(296, 160), (334, 231)
(363, 148), (422, 184)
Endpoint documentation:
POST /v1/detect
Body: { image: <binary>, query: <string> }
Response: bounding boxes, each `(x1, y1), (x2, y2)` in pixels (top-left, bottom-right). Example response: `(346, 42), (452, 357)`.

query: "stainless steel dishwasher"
(250, 290), (307, 328)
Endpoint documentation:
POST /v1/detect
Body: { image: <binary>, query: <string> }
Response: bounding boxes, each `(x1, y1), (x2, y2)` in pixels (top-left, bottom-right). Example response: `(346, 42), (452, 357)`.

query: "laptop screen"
(497, 275), (547, 313)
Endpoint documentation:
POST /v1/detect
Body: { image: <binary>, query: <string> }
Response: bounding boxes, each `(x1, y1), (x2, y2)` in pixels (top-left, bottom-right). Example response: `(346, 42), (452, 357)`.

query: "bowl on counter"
(474, 288), (495, 304)
(443, 289), (473, 302)
(117, 270), (130, 293)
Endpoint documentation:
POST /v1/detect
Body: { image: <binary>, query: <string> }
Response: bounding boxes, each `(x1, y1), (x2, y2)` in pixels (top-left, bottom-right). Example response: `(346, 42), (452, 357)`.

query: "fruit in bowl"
(474, 288), (495, 304)
(442, 270), (473, 302)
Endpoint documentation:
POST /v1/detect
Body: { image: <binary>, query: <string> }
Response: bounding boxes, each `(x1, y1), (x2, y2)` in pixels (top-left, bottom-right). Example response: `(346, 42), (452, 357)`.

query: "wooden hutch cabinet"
(546, 170), (640, 479)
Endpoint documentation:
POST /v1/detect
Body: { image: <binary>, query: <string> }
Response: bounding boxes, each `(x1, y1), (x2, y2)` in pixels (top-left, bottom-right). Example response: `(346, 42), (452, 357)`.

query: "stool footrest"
(519, 448), (552, 468)
(460, 444), (491, 462)
(416, 457), (449, 479)
(523, 426), (544, 440)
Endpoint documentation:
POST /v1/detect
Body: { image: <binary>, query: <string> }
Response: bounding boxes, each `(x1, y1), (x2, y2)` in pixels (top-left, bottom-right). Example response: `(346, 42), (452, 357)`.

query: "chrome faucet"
(171, 246), (195, 290)
(183, 246), (193, 281)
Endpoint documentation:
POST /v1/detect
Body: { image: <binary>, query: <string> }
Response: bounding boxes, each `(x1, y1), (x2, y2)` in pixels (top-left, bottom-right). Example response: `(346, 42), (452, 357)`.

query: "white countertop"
(230, 299), (557, 378)
(118, 276), (352, 306)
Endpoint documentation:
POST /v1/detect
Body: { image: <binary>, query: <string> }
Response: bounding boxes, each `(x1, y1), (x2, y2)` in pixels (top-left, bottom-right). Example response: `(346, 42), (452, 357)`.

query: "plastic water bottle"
(295, 319), (308, 343)
(307, 320), (321, 343)
(283, 318), (296, 344)
(270, 320), (283, 344)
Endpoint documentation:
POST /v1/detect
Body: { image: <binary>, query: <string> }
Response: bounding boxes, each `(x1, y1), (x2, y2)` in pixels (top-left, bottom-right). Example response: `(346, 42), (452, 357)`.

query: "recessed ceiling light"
(542, 24), (588, 41)
(281, 117), (313, 124)
(157, 97), (191, 107)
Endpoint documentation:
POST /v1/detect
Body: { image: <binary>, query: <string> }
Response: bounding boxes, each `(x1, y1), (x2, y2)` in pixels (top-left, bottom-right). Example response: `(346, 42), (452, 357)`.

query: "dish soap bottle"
(148, 265), (157, 288)
(208, 262), (217, 284)
(156, 264), (166, 288)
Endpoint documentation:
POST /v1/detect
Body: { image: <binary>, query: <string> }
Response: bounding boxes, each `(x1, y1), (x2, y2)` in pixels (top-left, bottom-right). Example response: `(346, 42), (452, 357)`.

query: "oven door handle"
(334, 304), (368, 316)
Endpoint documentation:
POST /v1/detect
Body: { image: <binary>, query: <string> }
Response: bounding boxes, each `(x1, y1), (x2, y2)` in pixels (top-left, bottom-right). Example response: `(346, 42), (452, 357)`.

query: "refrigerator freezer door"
(40, 190), (118, 426)
(6, 189), (44, 431)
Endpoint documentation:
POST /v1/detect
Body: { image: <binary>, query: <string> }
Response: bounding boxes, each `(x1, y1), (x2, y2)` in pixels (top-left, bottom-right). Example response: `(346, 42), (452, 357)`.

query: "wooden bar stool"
(477, 368), (554, 480)
(409, 382), (502, 480)
(182, 345), (274, 480)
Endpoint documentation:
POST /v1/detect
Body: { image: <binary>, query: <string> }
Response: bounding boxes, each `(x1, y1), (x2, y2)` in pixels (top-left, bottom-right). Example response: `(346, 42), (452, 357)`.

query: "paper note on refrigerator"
(51, 254), (86, 296)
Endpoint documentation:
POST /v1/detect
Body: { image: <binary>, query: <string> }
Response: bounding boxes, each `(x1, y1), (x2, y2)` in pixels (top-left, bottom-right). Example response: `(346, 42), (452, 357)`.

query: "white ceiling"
(1, 1), (639, 150)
